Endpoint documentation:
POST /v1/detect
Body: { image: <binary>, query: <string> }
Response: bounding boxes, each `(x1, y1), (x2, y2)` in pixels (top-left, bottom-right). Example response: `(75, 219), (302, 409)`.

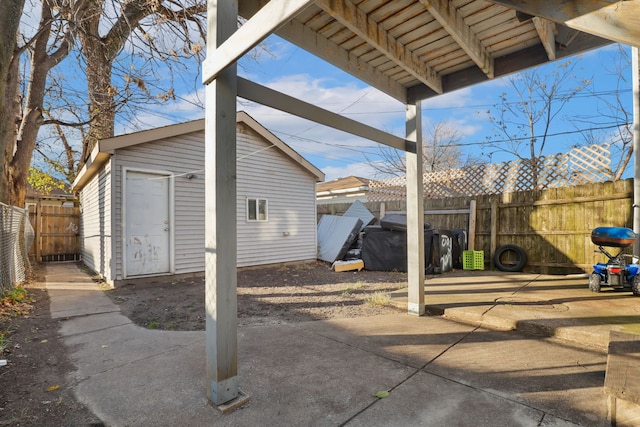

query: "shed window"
(247, 198), (268, 222)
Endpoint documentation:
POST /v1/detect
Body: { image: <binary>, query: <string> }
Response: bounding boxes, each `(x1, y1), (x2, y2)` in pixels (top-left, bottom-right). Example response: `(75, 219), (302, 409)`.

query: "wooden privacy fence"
(28, 202), (81, 263)
(317, 179), (634, 274)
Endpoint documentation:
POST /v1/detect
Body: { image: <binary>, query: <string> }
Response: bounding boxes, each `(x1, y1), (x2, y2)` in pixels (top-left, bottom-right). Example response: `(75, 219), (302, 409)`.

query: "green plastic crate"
(463, 250), (484, 270)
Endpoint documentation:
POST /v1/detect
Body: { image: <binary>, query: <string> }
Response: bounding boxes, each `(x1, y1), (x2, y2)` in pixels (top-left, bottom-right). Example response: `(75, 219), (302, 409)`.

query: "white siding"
(236, 127), (318, 267)
(79, 162), (113, 282)
(102, 123), (317, 280)
(112, 132), (205, 280)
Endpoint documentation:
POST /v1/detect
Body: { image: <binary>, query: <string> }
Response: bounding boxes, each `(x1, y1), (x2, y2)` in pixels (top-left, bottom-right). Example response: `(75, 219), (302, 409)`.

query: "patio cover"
(202, 0), (640, 406)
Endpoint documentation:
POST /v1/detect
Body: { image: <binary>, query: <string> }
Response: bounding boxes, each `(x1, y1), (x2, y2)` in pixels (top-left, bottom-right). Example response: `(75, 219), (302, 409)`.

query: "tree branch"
(42, 118), (92, 127)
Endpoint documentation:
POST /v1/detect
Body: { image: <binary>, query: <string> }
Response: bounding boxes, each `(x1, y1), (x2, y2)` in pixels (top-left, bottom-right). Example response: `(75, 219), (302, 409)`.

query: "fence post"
(468, 199), (477, 250)
(35, 199), (42, 263)
(490, 199), (498, 270)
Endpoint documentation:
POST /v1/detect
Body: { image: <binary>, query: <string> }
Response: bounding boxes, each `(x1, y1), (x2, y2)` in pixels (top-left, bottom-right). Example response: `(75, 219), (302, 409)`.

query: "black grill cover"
(379, 213), (431, 232)
(361, 227), (433, 272)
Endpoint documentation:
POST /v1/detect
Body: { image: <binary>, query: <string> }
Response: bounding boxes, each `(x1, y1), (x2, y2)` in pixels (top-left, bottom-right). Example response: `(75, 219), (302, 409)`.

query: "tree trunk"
(84, 56), (115, 155)
(615, 144), (633, 181)
(75, 0), (206, 171)
(7, 2), (65, 207)
(77, 2), (116, 165)
(0, 0), (25, 205)
(1, 54), (20, 205)
(78, 0), (158, 163)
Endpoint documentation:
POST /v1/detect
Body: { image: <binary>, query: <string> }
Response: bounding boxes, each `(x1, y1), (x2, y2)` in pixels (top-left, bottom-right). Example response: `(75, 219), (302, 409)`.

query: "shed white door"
(125, 170), (171, 277)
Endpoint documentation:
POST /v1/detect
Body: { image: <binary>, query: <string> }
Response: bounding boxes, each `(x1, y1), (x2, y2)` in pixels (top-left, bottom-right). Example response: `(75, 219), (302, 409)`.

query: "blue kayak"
(591, 227), (636, 247)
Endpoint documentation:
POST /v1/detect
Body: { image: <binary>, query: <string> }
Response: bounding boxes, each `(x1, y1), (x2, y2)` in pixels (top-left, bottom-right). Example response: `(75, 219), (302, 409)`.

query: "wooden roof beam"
(238, 0), (407, 102)
(532, 17), (557, 60)
(408, 31), (611, 102)
(276, 19), (408, 103)
(237, 77), (416, 153)
(419, 0), (495, 79)
(488, 0), (640, 47)
(315, 0), (443, 94)
(203, 0), (313, 84)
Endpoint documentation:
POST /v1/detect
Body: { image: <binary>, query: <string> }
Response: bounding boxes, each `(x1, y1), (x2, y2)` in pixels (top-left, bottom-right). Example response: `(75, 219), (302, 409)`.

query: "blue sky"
(121, 35), (633, 182)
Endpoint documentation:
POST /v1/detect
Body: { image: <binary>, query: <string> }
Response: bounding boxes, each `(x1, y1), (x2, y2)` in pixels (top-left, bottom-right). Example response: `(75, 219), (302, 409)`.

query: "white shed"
(72, 111), (324, 286)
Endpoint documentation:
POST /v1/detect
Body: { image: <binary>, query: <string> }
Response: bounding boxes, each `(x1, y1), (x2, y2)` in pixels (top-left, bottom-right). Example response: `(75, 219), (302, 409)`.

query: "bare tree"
(484, 60), (591, 186)
(570, 44), (633, 180)
(369, 121), (481, 177)
(8, 1), (83, 206)
(36, 5), (266, 194)
(1, 0), (207, 206)
(0, 0), (85, 206)
(35, 0), (208, 182)
(34, 115), (84, 186)
(76, 0), (206, 163)
(0, 0), (26, 204)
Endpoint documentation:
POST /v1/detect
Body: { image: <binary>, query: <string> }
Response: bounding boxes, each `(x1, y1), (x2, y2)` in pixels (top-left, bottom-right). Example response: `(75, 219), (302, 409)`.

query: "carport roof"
(200, 0), (640, 408)
(230, 0), (639, 105)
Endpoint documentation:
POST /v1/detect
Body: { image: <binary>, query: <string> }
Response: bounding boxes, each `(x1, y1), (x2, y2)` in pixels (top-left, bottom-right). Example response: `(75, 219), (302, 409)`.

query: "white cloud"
(121, 70), (496, 187)
(421, 86), (474, 109)
(258, 73), (402, 121)
(118, 87), (206, 134)
(322, 161), (387, 182)
(235, 74), (407, 170)
(128, 72), (490, 179)
(447, 118), (484, 138)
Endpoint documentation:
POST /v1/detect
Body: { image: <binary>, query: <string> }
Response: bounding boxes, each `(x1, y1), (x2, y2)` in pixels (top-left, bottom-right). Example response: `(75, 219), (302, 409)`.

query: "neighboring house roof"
(316, 176), (370, 197)
(72, 111), (324, 192)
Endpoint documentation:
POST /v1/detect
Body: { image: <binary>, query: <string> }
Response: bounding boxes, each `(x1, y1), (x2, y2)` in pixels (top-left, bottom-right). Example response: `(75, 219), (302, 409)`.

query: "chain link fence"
(0, 202), (33, 292)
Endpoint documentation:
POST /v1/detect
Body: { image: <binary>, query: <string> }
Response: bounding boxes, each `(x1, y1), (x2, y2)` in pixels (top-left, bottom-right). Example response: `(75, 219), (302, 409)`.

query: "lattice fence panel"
(368, 144), (612, 202)
(569, 144), (613, 183)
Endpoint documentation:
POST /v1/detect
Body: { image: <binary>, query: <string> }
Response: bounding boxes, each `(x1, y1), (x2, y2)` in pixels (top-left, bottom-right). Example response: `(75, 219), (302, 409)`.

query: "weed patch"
(365, 292), (391, 307)
(341, 281), (364, 296)
(0, 286), (34, 318)
(0, 328), (9, 351)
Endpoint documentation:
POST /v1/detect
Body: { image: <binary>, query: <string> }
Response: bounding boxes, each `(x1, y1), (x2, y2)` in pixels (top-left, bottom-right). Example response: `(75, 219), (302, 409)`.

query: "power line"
(272, 122), (630, 154)
(111, 88), (632, 168)
(235, 87), (632, 118)
(451, 123), (629, 148)
(273, 130), (382, 153)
